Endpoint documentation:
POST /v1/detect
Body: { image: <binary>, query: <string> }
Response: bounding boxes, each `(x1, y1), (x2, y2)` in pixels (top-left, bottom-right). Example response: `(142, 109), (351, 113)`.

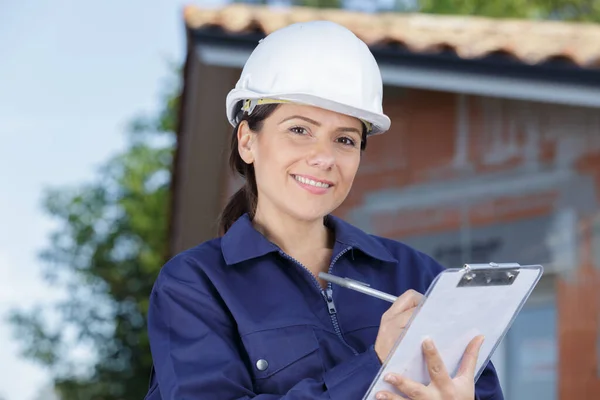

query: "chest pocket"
(241, 325), (324, 394)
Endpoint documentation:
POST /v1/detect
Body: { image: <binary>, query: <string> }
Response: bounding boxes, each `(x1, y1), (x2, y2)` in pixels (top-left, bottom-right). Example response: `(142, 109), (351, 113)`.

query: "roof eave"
(190, 27), (600, 109)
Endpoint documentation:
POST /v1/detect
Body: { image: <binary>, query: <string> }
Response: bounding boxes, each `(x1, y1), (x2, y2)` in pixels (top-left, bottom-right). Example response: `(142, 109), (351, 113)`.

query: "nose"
(307, 141), (335, 170)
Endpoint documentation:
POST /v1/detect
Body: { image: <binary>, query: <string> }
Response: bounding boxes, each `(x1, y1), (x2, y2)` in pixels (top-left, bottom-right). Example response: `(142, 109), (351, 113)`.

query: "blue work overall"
(146, 213), (503, 399)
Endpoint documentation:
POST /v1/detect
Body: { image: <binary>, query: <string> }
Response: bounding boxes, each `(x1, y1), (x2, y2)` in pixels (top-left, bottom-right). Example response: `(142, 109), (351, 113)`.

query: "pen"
(319, 272), (398, 303)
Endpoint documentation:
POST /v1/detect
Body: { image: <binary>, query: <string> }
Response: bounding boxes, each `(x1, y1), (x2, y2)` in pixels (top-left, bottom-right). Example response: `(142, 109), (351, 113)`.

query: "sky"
(0, 1), (231, 399)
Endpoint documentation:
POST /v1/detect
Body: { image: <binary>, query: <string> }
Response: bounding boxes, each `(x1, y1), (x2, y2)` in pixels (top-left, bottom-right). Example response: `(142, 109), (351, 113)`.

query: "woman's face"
(238, 103), (363, 223)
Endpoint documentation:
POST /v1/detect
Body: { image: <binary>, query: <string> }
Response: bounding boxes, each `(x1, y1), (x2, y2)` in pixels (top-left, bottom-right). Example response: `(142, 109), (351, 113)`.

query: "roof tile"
(184, 4), (600, 69)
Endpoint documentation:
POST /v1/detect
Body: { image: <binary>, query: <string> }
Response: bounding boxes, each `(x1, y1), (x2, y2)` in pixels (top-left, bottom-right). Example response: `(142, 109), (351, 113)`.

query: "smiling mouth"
(292, 175), (333, 188)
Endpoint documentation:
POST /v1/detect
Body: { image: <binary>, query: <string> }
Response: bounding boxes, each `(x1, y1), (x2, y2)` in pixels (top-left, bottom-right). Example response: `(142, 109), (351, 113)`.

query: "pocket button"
(256, 359), (269, 371)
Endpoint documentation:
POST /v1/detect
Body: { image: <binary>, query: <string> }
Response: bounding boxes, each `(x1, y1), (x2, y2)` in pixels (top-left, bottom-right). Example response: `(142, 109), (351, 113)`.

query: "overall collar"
(324, 214), (396, 263)
(221, 213), (396, 265)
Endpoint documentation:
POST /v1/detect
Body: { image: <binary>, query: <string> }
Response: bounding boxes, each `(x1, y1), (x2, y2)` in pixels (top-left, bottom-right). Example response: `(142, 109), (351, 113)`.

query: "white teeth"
(294, 175), (330, 188)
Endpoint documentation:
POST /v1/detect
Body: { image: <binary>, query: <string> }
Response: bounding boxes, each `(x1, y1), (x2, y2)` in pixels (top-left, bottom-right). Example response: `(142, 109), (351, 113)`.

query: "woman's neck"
(251, 206), (333, 259)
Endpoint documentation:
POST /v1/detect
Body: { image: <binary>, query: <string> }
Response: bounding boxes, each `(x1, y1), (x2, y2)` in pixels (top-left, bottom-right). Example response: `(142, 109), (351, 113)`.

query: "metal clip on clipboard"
(458, 262), (522, 287)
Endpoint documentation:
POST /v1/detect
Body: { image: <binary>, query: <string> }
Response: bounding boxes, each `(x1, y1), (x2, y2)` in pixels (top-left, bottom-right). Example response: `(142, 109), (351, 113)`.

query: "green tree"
(296, 0), (342, 8)
(238, 0), (600, 22)
(417, 0), (600, 22)
(8, 69), (180, 399)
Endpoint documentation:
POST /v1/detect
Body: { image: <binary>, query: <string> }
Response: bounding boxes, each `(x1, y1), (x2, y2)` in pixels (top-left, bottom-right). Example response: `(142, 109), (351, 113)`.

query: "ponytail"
(218, 104), (279, 235)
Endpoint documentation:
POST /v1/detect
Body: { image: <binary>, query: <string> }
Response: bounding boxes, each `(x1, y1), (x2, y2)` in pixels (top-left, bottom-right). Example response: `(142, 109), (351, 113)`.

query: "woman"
(145, 21), (503, 400)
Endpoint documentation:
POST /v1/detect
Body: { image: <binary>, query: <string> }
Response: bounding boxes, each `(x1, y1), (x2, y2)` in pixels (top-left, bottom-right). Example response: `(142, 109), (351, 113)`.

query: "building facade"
(334, 90), (600, 399)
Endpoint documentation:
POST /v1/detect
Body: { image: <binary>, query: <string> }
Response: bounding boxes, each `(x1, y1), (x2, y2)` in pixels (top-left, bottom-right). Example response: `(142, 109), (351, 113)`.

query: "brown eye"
(337, 136), (357, 147)
(290, 126), (308, 135)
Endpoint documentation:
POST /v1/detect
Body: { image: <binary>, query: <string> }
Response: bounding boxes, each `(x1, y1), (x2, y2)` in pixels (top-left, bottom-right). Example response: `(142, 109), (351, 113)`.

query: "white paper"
(363, 266), (542, 399)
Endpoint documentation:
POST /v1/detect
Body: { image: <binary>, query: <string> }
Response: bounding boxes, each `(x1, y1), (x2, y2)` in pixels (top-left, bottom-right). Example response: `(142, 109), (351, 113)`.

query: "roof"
(183, 4), (600, 70)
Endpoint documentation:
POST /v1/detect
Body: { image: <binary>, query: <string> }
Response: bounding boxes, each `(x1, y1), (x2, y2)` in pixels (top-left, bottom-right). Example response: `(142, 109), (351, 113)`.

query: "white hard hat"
(225, 20), (391, 135)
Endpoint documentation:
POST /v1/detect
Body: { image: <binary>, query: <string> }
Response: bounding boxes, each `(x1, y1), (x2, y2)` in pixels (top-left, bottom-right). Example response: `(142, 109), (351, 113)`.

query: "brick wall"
(338, 89), (600, 399)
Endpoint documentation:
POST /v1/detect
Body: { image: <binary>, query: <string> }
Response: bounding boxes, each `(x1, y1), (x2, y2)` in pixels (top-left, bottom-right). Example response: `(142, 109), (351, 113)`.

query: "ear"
(237, 121), (255, 164)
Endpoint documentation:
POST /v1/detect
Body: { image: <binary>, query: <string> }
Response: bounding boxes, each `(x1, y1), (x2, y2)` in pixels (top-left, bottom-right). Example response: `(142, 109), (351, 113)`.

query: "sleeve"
(147, 271), (382, 400)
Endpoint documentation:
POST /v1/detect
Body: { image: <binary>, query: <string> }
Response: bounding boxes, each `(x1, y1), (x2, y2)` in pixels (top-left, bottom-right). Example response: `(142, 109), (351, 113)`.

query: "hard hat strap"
(241, 98), (372, 133)
(241, 98), (292, 115)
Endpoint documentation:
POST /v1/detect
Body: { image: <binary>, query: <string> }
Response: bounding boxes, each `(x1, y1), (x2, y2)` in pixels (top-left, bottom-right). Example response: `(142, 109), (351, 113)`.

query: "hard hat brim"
(226, 89), (391, 136)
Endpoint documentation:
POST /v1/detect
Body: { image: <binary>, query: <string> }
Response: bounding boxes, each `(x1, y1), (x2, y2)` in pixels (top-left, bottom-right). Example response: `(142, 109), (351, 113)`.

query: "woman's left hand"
(375, 335), (485, 400)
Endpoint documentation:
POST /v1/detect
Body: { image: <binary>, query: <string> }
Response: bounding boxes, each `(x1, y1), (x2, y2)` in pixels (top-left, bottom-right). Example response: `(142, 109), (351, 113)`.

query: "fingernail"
(423, 339), (434, 350)
(376, 393), (388, 400)
(384, 373), (397, 384)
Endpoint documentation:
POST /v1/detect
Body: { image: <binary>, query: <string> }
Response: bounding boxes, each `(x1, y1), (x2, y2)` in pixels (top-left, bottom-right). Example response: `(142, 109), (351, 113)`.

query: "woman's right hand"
(374, 289), (424, 363)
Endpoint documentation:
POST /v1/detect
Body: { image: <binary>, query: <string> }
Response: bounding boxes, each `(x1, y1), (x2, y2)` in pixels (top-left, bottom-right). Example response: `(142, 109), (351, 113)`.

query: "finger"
(375, 391), (408, 400)
(384, 373), (428, 400)
(456, 335), (485, 378)
(379, 306), (418, 344)
(391, 306), (418, 329)
(388, 290), (424, 316)
(376, 306), (419, 361)
(422, 338), (452, 389)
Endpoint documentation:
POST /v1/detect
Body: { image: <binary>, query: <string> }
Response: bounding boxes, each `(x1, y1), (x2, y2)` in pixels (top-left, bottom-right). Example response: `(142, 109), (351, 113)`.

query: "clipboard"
(362, 262), (544, 400)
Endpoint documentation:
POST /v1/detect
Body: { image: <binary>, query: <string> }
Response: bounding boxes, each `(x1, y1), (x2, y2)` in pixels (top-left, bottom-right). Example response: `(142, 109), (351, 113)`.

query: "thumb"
(456, 335), (484, 378)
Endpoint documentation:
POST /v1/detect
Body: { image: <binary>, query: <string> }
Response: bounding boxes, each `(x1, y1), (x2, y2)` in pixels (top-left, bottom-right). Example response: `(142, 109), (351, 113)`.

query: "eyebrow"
(279, 115), (361, 134)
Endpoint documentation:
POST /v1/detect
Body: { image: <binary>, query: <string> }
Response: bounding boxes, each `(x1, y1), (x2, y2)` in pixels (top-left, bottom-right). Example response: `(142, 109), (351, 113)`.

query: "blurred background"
(1, 1), (599, 399)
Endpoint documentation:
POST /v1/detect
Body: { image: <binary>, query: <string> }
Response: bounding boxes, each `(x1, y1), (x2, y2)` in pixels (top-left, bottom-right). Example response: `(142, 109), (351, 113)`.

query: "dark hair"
(217, 104), (368, 235)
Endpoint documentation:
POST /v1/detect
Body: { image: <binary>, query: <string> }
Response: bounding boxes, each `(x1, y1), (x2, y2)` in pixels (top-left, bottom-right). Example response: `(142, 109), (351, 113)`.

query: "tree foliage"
(8, 71), (179, 399)
(417, 0), (600, 22)
(285, 0), (600, 22)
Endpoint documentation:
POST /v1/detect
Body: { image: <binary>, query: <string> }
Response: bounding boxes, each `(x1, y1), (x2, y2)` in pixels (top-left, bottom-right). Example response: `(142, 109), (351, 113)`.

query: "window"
(503, 282), (557, 400)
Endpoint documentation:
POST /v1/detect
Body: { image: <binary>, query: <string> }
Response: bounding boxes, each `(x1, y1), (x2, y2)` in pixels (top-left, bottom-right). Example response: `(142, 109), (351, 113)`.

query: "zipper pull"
(323, 288), (337, 315)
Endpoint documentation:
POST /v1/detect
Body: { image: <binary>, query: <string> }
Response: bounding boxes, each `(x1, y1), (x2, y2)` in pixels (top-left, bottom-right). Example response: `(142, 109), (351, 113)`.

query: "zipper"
(279, 251), (323, 293)
(324, 247), (358, 355)
(279, 247), (359, 356)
